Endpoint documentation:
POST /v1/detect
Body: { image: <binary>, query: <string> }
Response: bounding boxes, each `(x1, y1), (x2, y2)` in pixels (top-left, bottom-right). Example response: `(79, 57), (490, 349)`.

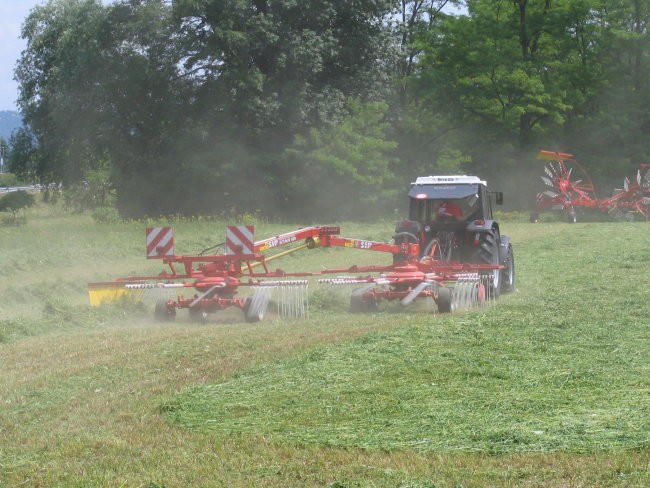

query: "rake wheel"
(567, 210), (577, 224)
(437, 287), (453, 313)
(350, 288), (378, 313)
(189, 306), (209, 323)
(154, 299), (176, 322)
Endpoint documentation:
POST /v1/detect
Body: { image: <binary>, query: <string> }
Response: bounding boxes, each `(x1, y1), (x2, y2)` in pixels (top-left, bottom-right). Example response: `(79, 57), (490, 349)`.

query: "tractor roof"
(412, 175), (486, 186)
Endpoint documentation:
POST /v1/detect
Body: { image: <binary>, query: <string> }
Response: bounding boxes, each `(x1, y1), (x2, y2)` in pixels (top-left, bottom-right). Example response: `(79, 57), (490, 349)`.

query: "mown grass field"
(0, 202), (648, 487)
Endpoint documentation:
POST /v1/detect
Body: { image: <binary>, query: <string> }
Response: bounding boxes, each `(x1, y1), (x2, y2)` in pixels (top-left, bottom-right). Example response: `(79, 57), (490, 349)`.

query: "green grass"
(0, 200), (648, 486)
(163, 224), (649, 454)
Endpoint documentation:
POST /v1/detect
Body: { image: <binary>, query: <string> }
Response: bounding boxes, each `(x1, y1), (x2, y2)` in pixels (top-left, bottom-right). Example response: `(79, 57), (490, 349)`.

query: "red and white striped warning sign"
(226, 225), (255, 255)
(146, 227), (174, 259)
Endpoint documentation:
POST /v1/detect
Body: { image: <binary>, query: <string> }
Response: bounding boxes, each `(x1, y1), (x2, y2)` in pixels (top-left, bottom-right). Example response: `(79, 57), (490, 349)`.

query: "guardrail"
(0, 185), (42, 194)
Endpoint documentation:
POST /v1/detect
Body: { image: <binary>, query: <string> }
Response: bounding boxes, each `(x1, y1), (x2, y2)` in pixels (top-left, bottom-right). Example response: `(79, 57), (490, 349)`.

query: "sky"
(0, 1), (49, 111)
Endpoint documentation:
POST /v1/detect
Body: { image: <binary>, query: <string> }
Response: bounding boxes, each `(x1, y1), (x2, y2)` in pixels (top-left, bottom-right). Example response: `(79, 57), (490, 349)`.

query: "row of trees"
(6, 0), (650, 219)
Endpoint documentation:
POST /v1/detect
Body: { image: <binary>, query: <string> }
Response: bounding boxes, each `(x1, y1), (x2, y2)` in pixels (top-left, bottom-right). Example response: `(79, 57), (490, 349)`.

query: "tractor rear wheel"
(470, 229), (501, 299)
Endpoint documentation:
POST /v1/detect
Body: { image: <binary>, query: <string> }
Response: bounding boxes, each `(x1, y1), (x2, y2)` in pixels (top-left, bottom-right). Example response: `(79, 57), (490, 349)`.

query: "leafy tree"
(64, 164), (115, 212)
(0, 190), (36, 223)
(414, 0), (608, 148)
(7, 128), (39, 180)
(13, 0), (650, 218)
(565, 0), (650, 185)
(0, 138), (8, 174)
(173, 0), (396, 139)
(92, 0), (194, 217)
(391, 0), (459, 108)
(283, 100), (398, 220)
(15, 0), (192, 216)
(15, 0), (400, 217)
(15, 0), (111, 184)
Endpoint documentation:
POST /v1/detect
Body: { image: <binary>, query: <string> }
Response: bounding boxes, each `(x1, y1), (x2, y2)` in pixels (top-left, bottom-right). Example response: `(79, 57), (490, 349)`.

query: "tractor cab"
(408, 175), (495, 226)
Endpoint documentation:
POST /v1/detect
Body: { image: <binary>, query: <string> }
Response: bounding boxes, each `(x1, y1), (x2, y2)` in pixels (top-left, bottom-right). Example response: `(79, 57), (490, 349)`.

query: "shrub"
(0, 190), (36, 223)
(92, 206), (121, 224)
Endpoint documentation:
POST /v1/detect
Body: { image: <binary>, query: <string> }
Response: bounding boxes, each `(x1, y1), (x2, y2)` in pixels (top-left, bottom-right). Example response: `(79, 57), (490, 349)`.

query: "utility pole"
(0, 142), (4, 174)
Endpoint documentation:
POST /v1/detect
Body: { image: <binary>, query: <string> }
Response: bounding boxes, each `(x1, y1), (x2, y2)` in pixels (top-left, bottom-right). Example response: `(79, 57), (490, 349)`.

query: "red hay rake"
(89, 224), (502, 321)
(532, 150), (650, 223)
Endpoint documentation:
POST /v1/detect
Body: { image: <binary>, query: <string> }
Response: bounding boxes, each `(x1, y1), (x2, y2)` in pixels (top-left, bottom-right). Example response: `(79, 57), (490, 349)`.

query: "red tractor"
(393, 175), (515, 297)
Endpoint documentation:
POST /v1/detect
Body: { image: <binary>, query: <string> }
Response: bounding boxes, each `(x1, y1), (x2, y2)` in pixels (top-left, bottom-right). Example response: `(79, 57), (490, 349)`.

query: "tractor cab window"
(432, 195), (480, 221)
(409, 199), (435, 222)
(408, 184), (482, 222)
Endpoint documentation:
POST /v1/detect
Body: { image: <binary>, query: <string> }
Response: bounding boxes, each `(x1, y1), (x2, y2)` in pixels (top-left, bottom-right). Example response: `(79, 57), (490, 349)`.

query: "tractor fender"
(465, 221), (501, 261)
(465, 219), (499, 234)
(499, 235), (512, 265)
(394, 220), (422, 235)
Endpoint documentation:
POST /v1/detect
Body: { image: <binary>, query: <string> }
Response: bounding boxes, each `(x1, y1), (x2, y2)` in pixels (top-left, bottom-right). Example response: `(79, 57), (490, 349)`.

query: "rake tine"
(275, 282), (308, 318)
(453, 282), (465, 311)
(248, 286), (274, 320)
(472, 282), (481, 309)
(461, 282), (469, 310)
(541, 176), (554, 187)
(461, 282), (471, 310)
(451, 285), (457, 311)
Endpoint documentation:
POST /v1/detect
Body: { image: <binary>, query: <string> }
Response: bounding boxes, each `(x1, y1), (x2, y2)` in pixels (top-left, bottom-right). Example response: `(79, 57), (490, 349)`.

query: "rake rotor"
(533, 151), (650, 222)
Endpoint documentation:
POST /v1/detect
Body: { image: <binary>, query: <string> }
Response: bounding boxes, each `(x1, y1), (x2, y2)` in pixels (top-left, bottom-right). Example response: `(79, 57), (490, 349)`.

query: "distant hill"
(0, 111), (23, 141)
